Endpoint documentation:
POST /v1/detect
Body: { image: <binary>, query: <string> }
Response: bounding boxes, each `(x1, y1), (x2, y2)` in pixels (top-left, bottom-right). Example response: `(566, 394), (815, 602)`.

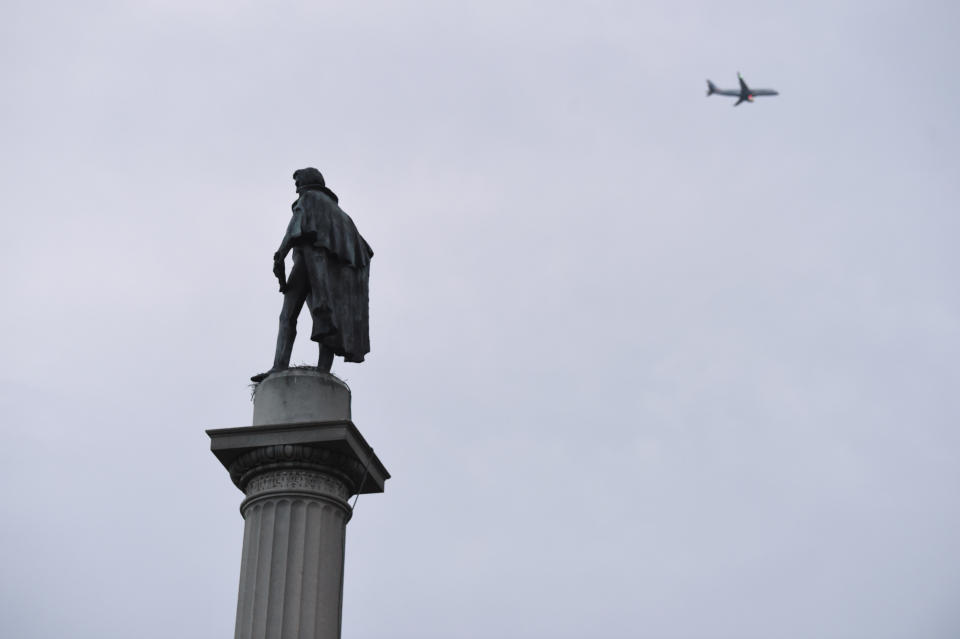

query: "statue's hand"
(272, 253), (287, 293)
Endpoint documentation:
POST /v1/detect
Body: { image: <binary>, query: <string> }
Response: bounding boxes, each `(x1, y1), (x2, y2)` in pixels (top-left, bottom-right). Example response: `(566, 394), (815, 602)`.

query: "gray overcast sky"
(2, 1), (959, 637)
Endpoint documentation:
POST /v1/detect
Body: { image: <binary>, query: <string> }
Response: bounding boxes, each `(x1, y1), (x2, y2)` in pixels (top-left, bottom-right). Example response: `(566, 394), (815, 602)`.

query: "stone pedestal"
(208, 369), (389, 639)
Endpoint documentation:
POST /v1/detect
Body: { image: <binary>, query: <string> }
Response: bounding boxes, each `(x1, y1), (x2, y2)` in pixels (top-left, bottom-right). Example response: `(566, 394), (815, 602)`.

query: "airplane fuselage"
(706, 73), (778, 106)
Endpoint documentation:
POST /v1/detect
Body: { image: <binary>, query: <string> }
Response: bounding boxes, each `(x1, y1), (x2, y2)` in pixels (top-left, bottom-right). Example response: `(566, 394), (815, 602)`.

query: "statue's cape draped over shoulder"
(286, 189), (373, 362)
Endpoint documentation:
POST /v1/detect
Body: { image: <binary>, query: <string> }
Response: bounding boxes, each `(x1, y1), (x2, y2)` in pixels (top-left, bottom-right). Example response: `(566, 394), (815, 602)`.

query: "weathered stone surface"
(208, 380), (389, 639)
(234, 471), (351, 639)
(252, 369), (351, 426)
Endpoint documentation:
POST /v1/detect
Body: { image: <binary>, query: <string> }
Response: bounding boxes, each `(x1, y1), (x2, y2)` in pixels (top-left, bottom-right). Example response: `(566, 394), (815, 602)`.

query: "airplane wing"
(738, 73), (749, 94)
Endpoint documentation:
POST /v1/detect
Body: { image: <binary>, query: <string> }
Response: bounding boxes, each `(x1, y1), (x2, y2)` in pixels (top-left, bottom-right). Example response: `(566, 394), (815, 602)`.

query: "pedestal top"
(252, 369), (351, 426)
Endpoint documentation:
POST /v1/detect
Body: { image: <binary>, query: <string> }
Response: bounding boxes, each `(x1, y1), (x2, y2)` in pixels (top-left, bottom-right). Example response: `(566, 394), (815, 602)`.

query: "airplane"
(706, 72), (778, 106)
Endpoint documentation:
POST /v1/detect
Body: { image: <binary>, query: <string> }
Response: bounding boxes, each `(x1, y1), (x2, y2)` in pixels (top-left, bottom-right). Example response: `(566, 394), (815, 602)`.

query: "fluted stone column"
(209, 369), (389, 639)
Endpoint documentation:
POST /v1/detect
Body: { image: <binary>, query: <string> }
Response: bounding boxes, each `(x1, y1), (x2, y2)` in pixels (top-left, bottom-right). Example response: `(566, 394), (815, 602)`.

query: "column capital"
(207, 421), (390, 496)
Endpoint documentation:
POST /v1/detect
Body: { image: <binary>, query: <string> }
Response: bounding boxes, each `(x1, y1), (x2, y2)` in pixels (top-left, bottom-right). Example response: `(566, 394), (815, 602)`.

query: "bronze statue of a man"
(252, 168), (373, 382)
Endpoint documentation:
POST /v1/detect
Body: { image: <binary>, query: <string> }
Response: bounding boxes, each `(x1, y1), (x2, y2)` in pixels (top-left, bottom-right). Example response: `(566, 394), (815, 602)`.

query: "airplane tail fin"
(706, 80), (716, 96)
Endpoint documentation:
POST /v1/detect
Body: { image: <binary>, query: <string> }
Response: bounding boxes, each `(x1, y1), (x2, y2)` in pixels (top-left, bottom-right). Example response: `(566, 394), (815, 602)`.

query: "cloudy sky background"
(2, 1), (959, 637)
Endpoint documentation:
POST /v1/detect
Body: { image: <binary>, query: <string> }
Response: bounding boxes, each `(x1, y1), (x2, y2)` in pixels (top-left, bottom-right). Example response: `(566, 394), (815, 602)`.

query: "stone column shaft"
(234, 469), (351, 639)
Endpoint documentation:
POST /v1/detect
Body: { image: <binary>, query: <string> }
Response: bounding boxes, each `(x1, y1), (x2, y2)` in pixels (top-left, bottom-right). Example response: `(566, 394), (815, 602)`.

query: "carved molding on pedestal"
(228, 444), (367, 495)
(246, 470), (350, 501)
(241, 469), (352, 518)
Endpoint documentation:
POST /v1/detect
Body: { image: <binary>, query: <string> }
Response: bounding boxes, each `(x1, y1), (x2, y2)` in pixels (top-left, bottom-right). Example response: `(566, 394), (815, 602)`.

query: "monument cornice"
(207, 420), (389, 495)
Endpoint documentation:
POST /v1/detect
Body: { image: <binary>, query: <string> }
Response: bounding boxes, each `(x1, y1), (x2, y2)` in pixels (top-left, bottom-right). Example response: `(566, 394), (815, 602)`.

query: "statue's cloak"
(285, 189), (373, 362)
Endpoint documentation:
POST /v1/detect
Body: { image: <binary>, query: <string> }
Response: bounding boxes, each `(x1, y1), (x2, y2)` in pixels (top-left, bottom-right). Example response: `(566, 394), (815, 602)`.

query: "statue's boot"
(250, 324), (297, 383)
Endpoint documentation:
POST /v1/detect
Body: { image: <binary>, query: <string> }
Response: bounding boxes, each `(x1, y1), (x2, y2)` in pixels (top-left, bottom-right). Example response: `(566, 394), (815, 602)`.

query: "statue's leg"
(317, 345), (334, 373)
(272, 263), (308, 370)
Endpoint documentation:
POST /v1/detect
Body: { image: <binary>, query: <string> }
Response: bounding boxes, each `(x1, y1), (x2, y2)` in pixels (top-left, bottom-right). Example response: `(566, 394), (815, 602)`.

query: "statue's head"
(293, 167), (339, 202)
(293, 167), (326, 193)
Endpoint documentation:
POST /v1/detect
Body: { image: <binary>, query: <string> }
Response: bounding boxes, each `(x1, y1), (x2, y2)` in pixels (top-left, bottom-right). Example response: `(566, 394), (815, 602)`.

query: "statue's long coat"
(283, 188), (372, 362)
